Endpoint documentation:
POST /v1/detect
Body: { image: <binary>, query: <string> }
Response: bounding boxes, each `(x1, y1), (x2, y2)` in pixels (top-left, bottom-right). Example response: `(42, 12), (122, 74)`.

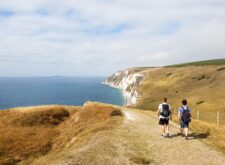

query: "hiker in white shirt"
(157, 97), (172, 138)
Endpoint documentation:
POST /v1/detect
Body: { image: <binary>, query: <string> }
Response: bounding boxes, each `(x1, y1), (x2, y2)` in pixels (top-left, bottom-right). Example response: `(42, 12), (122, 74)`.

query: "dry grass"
(50, 102), (122, 152)
(130, 157), (153, 165)
(128, 65), (225, 153)
(141, 110), (225, 154)
(171, 115), (225, 153)
(0, 103), (122, 165)
(0, 105), (78, 165)
(135, 65), (225, 125)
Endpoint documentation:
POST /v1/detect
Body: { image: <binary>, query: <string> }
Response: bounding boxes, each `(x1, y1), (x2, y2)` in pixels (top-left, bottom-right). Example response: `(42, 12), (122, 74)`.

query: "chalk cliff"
(103, 69), (144, 105)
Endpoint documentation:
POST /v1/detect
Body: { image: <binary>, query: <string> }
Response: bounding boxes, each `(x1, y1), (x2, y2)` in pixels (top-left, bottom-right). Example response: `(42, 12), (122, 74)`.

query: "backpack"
(160, 104), (170, 117)
(181, 107), (191, 124)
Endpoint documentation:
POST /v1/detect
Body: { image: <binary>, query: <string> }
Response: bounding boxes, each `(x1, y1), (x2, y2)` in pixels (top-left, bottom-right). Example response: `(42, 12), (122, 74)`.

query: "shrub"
(196, 101), (205, 105)
(130, 157), (153, 165)
(197, 75), (210, 81)
(166, 73), (172, 77)
(13, 108), (70, 127)
(216, 67), (225, 71)
(111, 110), (123, 116)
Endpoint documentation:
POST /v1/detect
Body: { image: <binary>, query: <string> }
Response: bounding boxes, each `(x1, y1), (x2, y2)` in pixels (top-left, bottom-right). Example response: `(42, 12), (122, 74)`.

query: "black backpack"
(160, 104), (170, 117)
(181, 107), (191, 124)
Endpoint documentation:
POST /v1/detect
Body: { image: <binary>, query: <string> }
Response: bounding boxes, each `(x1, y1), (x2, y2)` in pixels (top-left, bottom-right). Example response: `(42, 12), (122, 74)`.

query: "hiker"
(178, 99), (191, 140)
(158, 97), (172, 138)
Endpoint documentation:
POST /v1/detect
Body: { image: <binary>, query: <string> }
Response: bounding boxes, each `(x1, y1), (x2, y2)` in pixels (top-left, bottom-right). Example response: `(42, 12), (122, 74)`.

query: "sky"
(0, 0), (225, 76)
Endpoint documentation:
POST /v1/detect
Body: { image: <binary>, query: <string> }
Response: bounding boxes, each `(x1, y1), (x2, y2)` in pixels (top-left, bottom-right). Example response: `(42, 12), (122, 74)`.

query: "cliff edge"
(103, 68), (150, 105)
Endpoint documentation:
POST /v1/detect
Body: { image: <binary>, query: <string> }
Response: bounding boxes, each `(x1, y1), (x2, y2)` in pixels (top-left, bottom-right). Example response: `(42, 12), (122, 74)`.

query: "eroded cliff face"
(103, 69), (144, 105)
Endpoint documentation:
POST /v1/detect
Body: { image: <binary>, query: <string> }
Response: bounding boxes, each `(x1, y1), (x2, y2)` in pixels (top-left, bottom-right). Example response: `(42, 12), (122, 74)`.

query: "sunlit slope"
(0, 103), (122, 165)
(134, 65), (225, 124)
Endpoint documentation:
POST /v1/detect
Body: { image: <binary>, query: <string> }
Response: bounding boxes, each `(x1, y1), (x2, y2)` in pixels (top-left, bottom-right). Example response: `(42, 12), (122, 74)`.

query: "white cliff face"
(103, 69), (144, 105)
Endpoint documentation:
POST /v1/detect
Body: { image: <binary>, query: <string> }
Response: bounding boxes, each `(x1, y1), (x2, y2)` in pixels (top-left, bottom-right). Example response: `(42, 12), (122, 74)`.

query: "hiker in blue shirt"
(178, 99), (191, 140)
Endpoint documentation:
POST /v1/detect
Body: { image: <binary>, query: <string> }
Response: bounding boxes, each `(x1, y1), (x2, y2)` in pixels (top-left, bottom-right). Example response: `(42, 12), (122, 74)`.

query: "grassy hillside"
(167, 58), (225, 67)
(134, 65), (225, 125)
(120, 59), (225, 154)
(0, 103), (122, 165)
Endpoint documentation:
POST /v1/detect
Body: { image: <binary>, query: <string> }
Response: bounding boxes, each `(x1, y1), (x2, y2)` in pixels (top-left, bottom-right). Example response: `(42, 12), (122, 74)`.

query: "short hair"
(163, 97), (167, 102)
(182, 99), (187, 105)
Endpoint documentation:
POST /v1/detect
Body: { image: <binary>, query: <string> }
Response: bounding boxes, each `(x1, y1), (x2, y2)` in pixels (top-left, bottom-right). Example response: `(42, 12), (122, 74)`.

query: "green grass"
(128, 67), (154, 73)
(166, 59), (225, 67)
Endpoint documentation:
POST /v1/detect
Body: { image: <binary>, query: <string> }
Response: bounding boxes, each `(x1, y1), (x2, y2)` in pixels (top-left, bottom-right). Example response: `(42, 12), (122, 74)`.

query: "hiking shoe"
(161, 134), (166, 138)
(166, 133), (170, 137)
(185, 136), (189, 140)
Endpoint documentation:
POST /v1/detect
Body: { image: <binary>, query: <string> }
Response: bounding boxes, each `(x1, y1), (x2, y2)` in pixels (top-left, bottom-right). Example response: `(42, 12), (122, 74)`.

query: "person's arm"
(157, 104), (161, 117)
(169, 105), (172, 119)
(178, 108), (181, 122)
(189, 108), (192, 118)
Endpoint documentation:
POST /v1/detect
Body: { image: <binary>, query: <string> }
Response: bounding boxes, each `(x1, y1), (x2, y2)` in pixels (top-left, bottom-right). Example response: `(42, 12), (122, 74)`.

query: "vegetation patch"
(130, 157), (153, 165)
(0, 103), (122, 164)
(167, 58), (225, 67)
(111, 110), (123, 116)
(13, 108), (70, 127)
(166, 73), (173, 77)
(196, 101), (205, 105)
(216, 67), (225, 71)
(197, 75), (210, 81)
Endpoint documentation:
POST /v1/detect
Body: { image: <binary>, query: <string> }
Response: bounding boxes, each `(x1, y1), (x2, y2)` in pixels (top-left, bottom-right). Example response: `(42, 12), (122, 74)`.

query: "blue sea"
(0, 77), (124, 110)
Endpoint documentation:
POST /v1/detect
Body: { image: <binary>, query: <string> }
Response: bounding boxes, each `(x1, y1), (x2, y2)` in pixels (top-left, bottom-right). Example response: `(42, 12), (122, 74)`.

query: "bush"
(196, 101), (205, 105)
(216, 67), (225, 71)
(13, 108), (70, 127)
(166, 73), (173, 77)
(111, 110), (123, 116)
(197, 75), (210, 81)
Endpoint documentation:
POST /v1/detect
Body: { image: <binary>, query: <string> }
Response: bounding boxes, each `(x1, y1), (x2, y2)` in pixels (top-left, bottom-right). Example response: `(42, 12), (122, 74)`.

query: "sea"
(0, 77), (124, 110)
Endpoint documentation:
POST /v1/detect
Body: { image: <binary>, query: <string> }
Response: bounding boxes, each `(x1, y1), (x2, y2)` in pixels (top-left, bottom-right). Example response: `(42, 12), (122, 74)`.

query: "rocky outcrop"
(103, 69), (144, 105)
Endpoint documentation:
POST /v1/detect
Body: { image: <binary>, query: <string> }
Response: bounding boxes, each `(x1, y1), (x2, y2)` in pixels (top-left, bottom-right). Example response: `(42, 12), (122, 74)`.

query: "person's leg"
(166, 119), (169, 137)
(179, 121), (184, 135)
(185, 123), (189, 136)
(159, 118), (166, 137)
(184, 128), (188, 140)
(184, 123), (189, 140)
(161, 125), (166, 135)
(184, 128), (187, 136)
(180, 128), (184, 134)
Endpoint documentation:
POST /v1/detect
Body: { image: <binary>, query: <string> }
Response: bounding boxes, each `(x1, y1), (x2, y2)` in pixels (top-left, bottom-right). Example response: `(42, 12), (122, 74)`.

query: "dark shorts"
(159, 118), (169, 125)
(180, 120), (189, 128)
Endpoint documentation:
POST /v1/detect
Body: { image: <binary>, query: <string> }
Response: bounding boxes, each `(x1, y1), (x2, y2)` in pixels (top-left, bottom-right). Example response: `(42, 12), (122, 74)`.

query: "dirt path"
(58, 108), (225, 165)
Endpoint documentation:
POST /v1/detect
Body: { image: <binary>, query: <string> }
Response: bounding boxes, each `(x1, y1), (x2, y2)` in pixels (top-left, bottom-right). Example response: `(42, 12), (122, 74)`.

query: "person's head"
(163, 97), (167, 102)
(182, 99), (187, 105)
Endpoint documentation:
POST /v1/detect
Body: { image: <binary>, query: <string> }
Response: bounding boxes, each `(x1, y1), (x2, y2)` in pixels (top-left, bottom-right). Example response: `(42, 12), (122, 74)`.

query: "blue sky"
(0, 0), (225, 76)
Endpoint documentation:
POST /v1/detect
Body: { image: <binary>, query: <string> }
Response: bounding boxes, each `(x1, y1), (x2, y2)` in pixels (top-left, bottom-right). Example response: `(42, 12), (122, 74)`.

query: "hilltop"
(0, 103), (122, 164)
(167, 58), (225, 67)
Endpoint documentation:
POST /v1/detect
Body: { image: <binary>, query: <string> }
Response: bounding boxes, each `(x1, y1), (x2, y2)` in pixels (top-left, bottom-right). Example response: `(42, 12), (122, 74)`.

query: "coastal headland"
(1, 59), (225, 164)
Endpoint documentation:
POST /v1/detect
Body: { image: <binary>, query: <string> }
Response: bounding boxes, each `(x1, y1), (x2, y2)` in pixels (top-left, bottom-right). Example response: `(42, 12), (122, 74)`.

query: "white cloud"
(0, 0), (225, 76)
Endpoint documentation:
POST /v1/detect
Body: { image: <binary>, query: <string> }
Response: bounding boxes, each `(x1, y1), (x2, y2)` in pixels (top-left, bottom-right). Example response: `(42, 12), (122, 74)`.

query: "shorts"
(159, 118), (169, 125)
(180, 120), (189, 128)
